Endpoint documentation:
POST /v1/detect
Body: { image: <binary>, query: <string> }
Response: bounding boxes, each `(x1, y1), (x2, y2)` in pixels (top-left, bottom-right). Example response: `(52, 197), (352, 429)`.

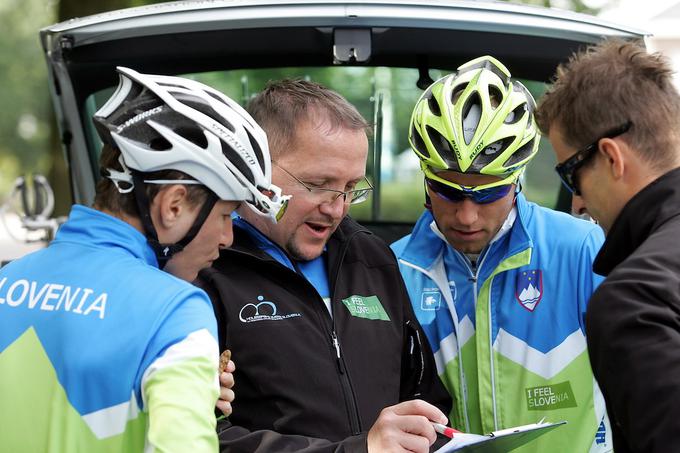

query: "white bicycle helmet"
(94, 67), (289, 266)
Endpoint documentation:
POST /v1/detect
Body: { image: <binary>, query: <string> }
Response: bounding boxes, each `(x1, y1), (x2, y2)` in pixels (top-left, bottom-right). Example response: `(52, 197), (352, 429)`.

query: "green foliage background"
(0, 0), (55, 195)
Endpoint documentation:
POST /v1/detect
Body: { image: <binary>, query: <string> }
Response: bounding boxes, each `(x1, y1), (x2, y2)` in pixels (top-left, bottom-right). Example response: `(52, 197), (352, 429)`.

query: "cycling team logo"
(420, 290), (441, 311)
(516, 269), (543, 312)
(239, 295), (302, 323)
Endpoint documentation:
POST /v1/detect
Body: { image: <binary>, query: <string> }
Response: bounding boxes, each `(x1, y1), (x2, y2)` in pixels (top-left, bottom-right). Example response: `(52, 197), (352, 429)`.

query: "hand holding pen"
(432, 422), (460, 438)
(367, 399), (449, 453)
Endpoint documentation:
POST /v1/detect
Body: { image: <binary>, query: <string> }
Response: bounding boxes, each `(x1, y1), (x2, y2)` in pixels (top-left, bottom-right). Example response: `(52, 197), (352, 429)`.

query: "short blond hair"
(246, 79), (370, 158)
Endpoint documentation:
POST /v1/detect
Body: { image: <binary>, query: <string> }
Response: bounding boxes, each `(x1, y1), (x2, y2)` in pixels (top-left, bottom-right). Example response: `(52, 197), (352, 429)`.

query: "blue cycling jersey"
(0, 205), (219, 452)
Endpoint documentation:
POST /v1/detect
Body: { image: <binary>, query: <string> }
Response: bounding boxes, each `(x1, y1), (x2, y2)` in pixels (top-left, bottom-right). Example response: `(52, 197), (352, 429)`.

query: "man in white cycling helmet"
(392, 56), (611, 452)
(0, 66), (287, 452)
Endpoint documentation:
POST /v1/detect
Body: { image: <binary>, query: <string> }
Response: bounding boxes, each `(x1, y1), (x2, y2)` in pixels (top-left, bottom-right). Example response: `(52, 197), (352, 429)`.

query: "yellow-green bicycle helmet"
(409, 56), (540, 189)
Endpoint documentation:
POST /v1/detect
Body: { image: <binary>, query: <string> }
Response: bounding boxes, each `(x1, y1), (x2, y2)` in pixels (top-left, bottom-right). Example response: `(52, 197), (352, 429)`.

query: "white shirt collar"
(428, 205), (518, 249)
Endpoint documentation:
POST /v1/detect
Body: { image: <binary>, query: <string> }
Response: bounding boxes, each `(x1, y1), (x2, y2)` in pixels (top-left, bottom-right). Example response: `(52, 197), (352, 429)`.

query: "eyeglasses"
(555, 121), (632, 196)
(275, 163), (373, 205)
(425, 177), (513, 204)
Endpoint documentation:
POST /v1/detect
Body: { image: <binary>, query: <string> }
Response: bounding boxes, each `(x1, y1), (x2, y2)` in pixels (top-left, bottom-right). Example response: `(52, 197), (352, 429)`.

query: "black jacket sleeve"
(216, 419), (368, 453)
(586, 239), (680, 453)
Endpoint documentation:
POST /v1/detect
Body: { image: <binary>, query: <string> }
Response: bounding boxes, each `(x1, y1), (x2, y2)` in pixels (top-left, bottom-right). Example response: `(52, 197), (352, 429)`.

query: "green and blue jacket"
(392, 194), (611, 453)
(0, 206), (219, 452)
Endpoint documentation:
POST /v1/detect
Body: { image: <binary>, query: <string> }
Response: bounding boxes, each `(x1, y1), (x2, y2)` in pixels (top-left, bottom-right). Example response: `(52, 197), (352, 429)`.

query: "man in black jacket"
(536, 39), (680, 453)
(198, 79), (452, 452)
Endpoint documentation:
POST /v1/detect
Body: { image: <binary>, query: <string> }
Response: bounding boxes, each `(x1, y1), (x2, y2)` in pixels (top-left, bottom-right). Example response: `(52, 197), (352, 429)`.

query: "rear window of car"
(83, 66), (561, 225)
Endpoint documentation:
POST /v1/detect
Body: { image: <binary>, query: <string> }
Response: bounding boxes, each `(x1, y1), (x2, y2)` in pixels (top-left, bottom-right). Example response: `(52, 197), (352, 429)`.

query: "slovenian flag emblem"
(516, 269), (543, 311)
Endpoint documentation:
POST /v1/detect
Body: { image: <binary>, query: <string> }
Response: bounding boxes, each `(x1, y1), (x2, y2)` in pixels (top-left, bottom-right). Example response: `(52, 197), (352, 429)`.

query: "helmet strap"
(423, 178), (432, 210)
(130, 171), (217, 269)
(174, 191), (218, 251)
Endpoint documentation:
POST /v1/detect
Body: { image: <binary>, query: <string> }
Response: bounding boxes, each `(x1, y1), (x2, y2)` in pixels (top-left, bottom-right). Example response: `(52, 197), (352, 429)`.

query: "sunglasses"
(555, 121), (632, 196)
(425, 177), (514, 205)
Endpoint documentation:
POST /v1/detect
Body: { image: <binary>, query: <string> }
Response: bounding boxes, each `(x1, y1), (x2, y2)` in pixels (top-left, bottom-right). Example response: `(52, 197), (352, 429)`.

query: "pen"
(432, 422), (460, 438)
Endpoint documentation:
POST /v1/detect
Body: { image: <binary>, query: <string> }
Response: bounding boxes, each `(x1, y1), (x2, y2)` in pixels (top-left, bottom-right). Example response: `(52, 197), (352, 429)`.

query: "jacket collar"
(594, 167), (680, 276)
(226, 215), (368, 262)
(55, 205), (157, 267)
(398, 193), (534, 270)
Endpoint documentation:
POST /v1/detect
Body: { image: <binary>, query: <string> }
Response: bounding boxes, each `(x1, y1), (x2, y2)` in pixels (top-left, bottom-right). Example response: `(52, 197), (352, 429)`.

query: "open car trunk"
(40, 0), (646, 242)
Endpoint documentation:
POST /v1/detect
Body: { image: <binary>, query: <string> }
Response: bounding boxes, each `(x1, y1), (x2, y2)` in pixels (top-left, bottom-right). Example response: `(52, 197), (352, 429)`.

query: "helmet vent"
(427, 93), (442, 117)
(206, 90), (231, 106)
(451, 83), (468, 104)
(245, 128), (266, 171)
(504, 104), (528, 125)
(410, 124), (430, 159)
(149, 136), (172, 151)
(221, 142), (255, 185)
(462, 93), (482, 145)
(177, 126), (208, 149)
(182, 96), (236, 133)
(425, 126), (455, 160)
(503, 136), (538, 168)
(470, 138), (509, 172)
(488, 86), (503, 110)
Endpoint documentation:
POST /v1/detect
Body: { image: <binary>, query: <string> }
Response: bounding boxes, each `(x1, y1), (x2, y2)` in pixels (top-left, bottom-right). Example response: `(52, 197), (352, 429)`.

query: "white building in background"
(600, 0), (680, 89)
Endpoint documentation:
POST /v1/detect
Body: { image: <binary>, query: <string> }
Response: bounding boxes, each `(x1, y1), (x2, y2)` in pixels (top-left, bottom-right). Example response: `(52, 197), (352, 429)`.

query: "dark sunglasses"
(425, 177), (513, 205)
(555, 121), (632, 195)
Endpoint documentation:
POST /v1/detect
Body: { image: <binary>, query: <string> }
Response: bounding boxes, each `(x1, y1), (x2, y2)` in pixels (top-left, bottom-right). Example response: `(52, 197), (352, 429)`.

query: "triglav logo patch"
(420, 291), (442, 311)
(239, 295), (302, 323)
(516, 269), (542, 311)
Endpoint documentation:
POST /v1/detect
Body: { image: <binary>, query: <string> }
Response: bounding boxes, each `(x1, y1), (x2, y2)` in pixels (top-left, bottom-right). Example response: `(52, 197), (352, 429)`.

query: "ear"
(153, 185), (191, 229)
(598, 138), (626, 182)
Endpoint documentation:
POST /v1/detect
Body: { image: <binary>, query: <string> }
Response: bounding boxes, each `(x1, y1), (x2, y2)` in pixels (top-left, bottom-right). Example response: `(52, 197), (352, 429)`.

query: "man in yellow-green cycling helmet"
(391, 56), (613, 453)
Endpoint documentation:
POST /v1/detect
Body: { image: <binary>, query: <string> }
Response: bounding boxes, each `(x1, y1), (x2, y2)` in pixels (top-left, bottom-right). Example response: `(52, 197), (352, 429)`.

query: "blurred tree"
(47, 0), (164, 215)
(0, 0), (55, 196)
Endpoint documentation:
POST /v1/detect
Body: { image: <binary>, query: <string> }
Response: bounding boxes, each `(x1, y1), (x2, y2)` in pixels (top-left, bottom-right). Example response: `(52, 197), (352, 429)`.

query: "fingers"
(392, 413), (438, 446)
(390, 399), (448, 424)
(220, 366), (235, 389)
(216, 366), (236, 417)
(216, 399), (232, 417)
(220, 385), (235, 403)
(219, 370), (235, 403)
(367, 400), (449, 453)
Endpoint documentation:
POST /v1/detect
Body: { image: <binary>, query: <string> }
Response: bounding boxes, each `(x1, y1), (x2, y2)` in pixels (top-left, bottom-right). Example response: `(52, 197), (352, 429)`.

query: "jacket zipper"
(455, 248), (500, 430)
(331, 331), (345, 374)
(327, 229), (365, 434)
(231, 225), (366, 434)
(406, 320), (425, 389)
(398, 255), (471, 432)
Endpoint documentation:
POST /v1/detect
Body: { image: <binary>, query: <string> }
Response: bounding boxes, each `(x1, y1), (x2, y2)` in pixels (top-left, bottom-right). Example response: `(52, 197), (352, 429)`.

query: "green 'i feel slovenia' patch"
(525, 381), (577, 411)
(341, 295), (390, 321)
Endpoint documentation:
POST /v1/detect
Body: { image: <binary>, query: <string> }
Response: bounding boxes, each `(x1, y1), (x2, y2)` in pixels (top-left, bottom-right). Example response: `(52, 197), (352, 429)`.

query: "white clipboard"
(434, 421), (567, 452)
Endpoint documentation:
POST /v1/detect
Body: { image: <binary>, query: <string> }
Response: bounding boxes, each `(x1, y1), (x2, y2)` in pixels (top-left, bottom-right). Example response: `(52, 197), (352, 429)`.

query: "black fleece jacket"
(587, 167), (680, 453)
(197, 216), (451, 452)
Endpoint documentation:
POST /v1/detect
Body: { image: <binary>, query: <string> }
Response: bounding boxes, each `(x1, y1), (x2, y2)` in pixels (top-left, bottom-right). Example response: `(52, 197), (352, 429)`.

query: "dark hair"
(93, 144), (208, 216)
(536, 38), (680, 171)
(246, 79), (370, 158)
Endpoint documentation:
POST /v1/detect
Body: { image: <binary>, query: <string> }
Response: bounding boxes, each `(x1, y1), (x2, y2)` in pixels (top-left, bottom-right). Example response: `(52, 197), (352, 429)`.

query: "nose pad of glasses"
(320, 191), (347, 207)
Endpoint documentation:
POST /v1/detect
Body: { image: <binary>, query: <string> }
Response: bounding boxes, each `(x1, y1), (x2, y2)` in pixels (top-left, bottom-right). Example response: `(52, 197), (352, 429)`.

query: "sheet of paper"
(434, 421), (567, 453)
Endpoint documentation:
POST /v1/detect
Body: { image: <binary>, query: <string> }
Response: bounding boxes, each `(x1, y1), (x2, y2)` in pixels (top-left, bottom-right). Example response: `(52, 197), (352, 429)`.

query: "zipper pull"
(331, 331), (345, 374)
